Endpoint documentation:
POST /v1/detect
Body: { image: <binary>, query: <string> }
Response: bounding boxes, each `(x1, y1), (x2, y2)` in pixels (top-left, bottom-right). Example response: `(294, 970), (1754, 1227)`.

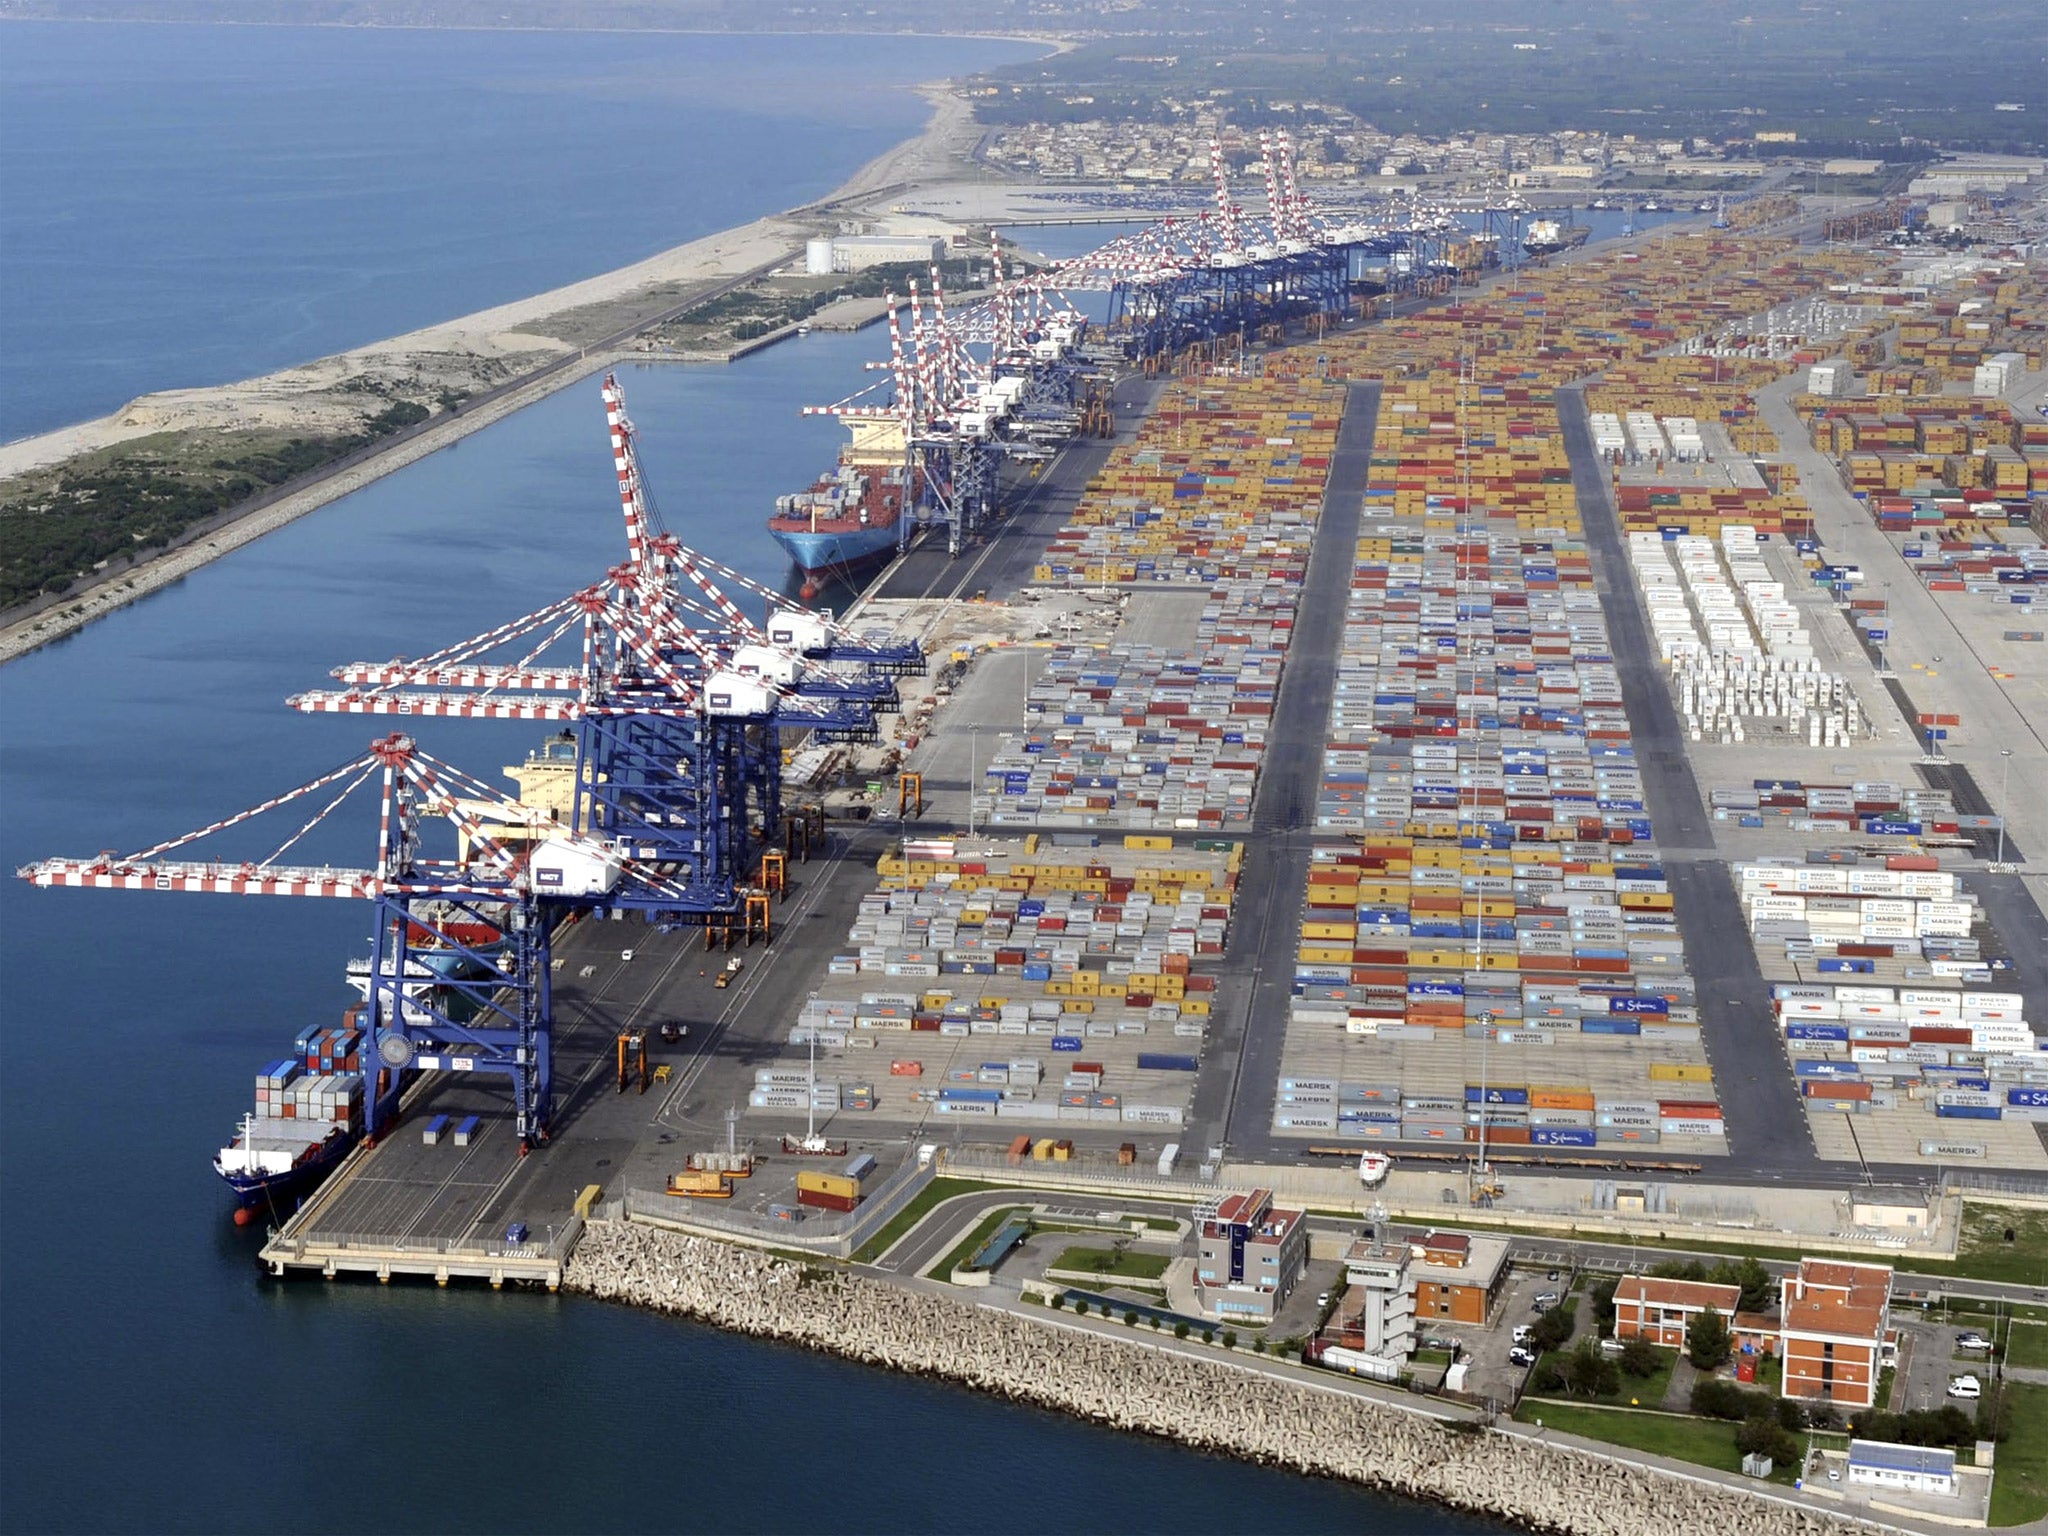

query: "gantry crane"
(18, 733), (697, 1144)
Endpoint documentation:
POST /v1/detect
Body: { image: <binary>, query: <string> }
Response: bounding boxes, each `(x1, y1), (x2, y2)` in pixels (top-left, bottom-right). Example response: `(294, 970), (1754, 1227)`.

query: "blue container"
(1465, 1086), (1529, 1105)
(1136, 1053), (1199, 1072)
(1581, 1018), (1641, 1036)
(1936, 1103), (2002, 1120)
(1050, 1036), (1083, 1053)
(2008, 1088), (2048, 1107)
(1819, 958), (1876, 974)
(1531, 1126), (1598, 1148)
(1786, 1023), (1851, 1041)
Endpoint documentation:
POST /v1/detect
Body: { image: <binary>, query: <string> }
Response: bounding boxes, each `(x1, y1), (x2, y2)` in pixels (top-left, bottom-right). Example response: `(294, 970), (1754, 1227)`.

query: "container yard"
(122, 207), (2042, 1293)
(1265, 368), (1726, 1156)
(739, 834), (1240, 1133)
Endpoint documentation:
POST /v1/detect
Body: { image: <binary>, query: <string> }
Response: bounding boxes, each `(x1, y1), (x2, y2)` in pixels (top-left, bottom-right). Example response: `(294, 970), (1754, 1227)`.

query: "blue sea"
(0, 22), (1499, 1536)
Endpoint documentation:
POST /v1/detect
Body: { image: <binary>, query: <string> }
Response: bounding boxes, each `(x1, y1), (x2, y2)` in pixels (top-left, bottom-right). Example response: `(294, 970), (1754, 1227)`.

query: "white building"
(815, 235), (945, 273)
(1846, 1440), (1957, 1498)
(1338, 1238), (1417, 1363)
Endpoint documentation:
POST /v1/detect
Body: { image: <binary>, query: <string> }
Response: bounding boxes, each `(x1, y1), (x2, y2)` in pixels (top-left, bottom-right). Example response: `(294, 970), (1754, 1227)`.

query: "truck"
(714, 957), (743, 989)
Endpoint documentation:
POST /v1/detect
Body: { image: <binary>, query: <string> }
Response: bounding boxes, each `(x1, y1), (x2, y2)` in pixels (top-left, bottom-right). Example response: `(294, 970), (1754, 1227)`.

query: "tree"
(1530, 1306), (1575, 1352)
(1173, 1321), (1190, 1340)
(1735, 1415), (1801, 1468)
(1221, 1330), (1238, 1350)
(1727, 1257), (1776, 1314)
(1619, 1337), (1662, 1378)
(1591, 1277), (1620, 1338)
(1565, 1337), (1620, 1398)
(1688, 1306), (1733, 1371)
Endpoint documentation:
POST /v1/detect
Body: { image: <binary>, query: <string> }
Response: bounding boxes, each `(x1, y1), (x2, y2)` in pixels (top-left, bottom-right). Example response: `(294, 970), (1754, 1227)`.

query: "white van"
(1947, 1375), (1982, 1400)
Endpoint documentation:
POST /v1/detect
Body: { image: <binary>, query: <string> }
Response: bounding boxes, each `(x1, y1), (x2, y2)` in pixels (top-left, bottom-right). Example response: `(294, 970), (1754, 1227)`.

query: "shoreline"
(0, 68), (1018, 665)
(565, 1221), (1887, 1536)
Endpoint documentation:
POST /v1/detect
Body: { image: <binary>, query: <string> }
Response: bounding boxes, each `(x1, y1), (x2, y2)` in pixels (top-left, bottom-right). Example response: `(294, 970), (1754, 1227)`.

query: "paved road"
(1203, 382), (1379, 1161)
(874, 374), (1163, 605)
(1560, 385), (1827, 1181)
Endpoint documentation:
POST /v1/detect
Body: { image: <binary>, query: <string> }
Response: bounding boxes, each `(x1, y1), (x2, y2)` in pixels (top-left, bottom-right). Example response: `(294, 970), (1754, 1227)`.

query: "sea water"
(0, 23), (1500, 1534)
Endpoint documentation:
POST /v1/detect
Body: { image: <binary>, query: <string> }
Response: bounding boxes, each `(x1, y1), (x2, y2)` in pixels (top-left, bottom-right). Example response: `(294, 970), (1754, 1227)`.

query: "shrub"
(1049, 1294), (1065, 1311)
(1692, 1377), (1775, 1422)
(1565, 1337), (1620, 1398)
(1591, 1277), (1620, 1338)
(1530, 1307), (1575, 1353)
(1533, 1363), (1568, 1394)
(1735, 1415), (1802, 1468)
(1123, 1310), (1138, 1326)
(1618, 1337), (1662, 1378)
(1222, 1330), (1238, 1349)
(1073, 1299), (1088, 1317)
(1173, 1322), (1190, 1340)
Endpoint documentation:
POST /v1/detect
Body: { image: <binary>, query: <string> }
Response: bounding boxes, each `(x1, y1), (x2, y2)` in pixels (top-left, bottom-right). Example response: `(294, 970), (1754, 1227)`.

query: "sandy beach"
(0, 81), (1055, 661)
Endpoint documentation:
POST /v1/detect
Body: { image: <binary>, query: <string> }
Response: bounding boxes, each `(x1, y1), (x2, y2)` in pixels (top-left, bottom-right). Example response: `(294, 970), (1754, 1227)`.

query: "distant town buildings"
(1192, 1188), (1306, 1321)
(977, 99), (1803, 190)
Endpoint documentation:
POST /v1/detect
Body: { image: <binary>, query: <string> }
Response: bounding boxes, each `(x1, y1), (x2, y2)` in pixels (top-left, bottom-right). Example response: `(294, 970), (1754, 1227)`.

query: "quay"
(262, 218), (2048, 1295)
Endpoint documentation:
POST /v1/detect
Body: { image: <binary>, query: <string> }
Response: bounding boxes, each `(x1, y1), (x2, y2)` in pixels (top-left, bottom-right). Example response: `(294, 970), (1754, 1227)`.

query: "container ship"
(214, 1017), (367, 1223)
(767, 458), (915, 600)
(1522, 219), (1591, 259)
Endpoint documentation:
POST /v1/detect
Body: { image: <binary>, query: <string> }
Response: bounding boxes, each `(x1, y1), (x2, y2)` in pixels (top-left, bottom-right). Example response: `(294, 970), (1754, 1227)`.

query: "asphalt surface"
(874, 374), (1163, 604)
(1202, 382), (1379, 1162)
(1560, 385), (1829, 1181)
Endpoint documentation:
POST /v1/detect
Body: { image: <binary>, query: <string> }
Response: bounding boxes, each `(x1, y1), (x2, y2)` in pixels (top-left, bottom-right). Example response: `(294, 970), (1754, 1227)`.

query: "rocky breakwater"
(566, 1222), (1878, 1536)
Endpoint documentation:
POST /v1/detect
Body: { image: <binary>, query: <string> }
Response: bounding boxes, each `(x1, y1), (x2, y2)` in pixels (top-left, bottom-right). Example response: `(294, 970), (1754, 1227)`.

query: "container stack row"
(1625, 526), (1866, 747)
(978, 637), (1281, 830)
(743, 835), (1242, 1131)
(254, 1062), (364, 1127)
(1264, 363), (1722, 1152)
(1033, 373), (1345, 587)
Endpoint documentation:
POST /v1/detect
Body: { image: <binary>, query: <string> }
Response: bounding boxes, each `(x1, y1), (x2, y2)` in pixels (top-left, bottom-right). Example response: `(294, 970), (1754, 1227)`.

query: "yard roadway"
(1560, 385), (1825, 1181)
(284, 821), (899, 1253)
(872, 374), (1163, 605)
(1205, 381), (1380, 1160)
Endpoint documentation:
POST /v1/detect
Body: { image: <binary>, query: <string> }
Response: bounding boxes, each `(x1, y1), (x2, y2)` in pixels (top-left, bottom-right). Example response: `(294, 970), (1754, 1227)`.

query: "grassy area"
(1991, 1381), (2048, 1527)
(850, 1177), (984, 1264)
(1512, 1400), (1795, 1484)
(1047, 1244), (1170, 1281)
(1950, 1206), (2048, 1289)
(2006, 1320), (2048, 1371)
(931, 1207), (1029, 1284)
(1373, 1202), (2048, 1289)
(1527, 1345), (1677, 1410)
(1413, 1347), (1454, 1368)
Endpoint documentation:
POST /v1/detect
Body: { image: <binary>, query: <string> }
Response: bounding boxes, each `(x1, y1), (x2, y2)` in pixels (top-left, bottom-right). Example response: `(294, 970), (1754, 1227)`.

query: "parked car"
(1534, 1290), (1562, 1308)
(1422, 1335), (1459, 1351)
(1508, 1346), (1536, 1368)
(1948, 1375), (1982, 1400)
(1547, 1269), (1561, 1282)
(1513, 1325), (1535, 1344)
(1599, 1338), (1626, 1357)
(1956, 1333), (1992, 1354)
(1317, 1291), (1332, 1308)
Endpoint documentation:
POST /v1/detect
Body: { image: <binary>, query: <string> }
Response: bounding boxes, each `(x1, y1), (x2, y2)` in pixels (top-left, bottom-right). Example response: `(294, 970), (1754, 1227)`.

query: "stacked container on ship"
(214, 1014), (367, 1221)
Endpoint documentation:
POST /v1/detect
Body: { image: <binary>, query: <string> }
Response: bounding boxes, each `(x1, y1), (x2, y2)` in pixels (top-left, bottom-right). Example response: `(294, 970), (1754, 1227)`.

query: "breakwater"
(566, 1221), (1881, 1536)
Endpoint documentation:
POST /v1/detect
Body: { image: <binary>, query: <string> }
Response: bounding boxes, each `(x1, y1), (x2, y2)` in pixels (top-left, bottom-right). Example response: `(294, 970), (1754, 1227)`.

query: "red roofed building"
(1612, 1276), (1742, 1349)
(1194, 1188), (1307, 1321)
(1780, 1258), (1892, 1409)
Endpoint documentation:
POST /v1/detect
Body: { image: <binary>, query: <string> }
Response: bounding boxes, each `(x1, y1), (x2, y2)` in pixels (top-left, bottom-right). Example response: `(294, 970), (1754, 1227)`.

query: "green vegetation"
(1648, 1256), (1775, 1315)
(1532, 1341), (1675, 1409)
(1047, 1244), (1170, 1282)
(671, 259), (990, 346)
(969, 0), (2046, 152)
(0, 398), (434, 612)
(1949, 1206), (2048, 1289)
(2006, 1321), (2048, 1371)
(1514, 1401), (1792, 1484)
(1990, 1383), (2048, 1527)
(850, 1177), (983, 1264)
(1687, 1307), (1733, 1371)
